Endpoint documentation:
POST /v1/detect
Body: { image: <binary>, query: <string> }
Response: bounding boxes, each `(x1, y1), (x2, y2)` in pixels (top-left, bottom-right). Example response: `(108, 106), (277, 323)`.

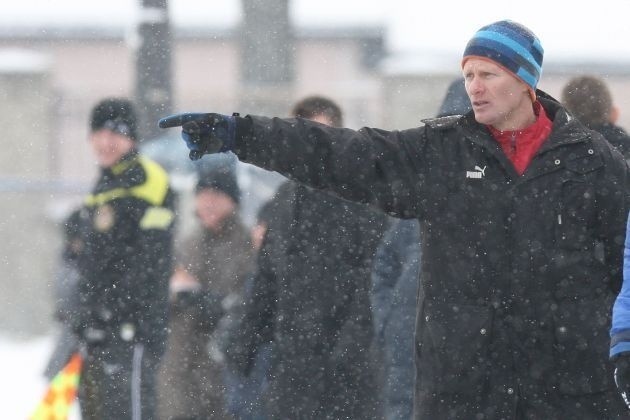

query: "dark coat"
(591, 122), (630, 162)
(231, 93), (630, 419)
(228, 181), (387, 419)
(75, 151), (175, 356)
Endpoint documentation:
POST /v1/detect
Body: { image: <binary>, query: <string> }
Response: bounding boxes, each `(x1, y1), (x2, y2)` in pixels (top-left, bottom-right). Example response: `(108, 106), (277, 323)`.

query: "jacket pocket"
(549, 297), (613, 395)
(416, 302), (493, 394)
(555, 179), (596, 250)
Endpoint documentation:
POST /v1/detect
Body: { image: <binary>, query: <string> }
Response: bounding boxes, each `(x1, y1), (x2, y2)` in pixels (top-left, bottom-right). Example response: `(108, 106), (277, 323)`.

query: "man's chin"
(473, 110), (498, 127)
(473, 113), (488, 125)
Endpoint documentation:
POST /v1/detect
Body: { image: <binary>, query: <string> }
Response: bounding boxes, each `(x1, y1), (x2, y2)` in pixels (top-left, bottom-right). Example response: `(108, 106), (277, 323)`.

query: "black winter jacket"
(228, 180), (386, 418)
(591, 122), (630, 162)
(232, 94), (630, 419)
(75, 151), (175, 357)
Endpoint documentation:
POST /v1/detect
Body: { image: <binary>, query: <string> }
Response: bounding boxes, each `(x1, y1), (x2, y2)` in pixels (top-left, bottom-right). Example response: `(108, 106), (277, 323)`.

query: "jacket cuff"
(611, 343), (630, 359)
(610, 330), (630, 358)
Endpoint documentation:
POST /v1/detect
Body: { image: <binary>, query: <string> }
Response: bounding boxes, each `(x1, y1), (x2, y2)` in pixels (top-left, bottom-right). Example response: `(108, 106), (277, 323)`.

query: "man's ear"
(527, 87), (536, 103)
(610, 105), (620, 124)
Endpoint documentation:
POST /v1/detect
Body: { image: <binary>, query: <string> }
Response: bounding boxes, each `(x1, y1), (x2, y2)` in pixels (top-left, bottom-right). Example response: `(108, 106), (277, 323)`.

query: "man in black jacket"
(75, 98), (175, 420)
(160, 21), (630, 419)
(224, 96), (387, 418)
(562, 74), (630, 161)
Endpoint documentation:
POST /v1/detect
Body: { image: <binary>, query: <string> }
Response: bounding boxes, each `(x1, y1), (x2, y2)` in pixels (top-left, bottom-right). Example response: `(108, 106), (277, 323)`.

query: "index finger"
(158, 113), (205, 129)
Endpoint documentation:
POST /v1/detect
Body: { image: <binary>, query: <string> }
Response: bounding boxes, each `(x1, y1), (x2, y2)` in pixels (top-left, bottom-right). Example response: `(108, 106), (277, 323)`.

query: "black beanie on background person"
(195, 168), (241, 205)
(90, 98), (138, 141)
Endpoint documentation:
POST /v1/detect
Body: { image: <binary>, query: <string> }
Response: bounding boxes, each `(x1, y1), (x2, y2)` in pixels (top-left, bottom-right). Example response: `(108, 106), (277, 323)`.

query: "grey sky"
(2, 0), (630, 60)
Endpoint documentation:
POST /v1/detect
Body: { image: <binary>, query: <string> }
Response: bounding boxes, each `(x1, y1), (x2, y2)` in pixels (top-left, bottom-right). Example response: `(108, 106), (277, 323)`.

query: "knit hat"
(462, 20), (543, 95)
(195, 169), (240, 205)
(90, 98), (138, 141)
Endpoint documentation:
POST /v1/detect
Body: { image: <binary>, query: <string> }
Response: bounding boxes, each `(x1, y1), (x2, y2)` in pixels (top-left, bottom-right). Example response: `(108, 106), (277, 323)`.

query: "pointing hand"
(158, 112), (236, 160)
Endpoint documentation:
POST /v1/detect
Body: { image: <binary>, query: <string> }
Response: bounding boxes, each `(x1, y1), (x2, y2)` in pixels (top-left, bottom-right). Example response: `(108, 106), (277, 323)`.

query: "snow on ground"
(0, 333), (80, 419)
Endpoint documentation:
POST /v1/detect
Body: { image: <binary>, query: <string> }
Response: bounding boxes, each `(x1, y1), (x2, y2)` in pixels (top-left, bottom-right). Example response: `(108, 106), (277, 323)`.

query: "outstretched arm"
(160, 112), (437, 218)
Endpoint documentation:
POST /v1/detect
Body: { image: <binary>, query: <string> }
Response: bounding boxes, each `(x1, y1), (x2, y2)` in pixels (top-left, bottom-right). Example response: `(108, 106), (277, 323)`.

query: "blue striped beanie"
(462, 20), (544, 92)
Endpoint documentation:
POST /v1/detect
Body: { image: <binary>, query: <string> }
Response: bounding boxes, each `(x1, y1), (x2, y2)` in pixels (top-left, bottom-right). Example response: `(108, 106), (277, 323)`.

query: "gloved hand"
(81, 326), (107, 346)
(614, 354), (630, 409)
(158, 112), (236, 160)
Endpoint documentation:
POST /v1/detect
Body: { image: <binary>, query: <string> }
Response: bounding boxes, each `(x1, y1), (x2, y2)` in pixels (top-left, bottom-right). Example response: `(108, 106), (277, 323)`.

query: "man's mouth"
(473, 100), (489, 108)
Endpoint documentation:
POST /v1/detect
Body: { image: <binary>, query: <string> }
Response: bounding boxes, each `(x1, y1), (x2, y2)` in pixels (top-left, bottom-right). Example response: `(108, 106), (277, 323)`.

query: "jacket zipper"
(510, 132), (517, 157)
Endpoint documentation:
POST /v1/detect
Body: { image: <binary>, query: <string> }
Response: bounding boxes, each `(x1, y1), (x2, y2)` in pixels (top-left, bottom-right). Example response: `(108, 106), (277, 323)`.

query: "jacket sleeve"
(611, 211), (630, 357)
(607, 143), (630, 358)
(233, 115), (438, 219)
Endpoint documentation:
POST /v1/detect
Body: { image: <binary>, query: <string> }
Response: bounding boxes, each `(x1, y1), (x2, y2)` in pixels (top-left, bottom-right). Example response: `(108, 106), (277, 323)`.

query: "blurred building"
(0, 49), (62, 336)
(0, 25), (385, 180)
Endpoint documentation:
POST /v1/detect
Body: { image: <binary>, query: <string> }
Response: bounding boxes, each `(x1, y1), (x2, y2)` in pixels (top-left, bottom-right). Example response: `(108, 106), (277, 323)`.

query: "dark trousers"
(79, 342), (160, 420)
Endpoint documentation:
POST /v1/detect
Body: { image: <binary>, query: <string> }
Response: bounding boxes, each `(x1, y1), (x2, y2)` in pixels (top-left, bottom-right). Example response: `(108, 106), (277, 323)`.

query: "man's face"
(195, 189), (236, 232)
(89, 129), (135, 168)
(250, 222), (267, 251)
(463, 58), (533, 131)
(310, 114), (334, 126)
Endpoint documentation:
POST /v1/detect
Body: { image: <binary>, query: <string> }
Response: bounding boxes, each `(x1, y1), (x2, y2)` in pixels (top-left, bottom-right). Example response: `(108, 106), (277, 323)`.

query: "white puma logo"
(466, 165), (487, 179)
(474, 166), (487, 176)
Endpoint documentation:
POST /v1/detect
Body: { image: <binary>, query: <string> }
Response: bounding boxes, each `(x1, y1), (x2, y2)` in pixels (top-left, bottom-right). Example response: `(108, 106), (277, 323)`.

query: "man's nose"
(467, 77), (483, 95)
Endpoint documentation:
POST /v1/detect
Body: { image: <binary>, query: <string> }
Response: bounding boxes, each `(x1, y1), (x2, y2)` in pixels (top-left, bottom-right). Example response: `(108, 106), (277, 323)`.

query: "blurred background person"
(73, 98), (176, 420)
(371, 219), (420, 420)
(157, 167), (253, 420)
(225, 96), (387, 419)
(562, 74), (630, 160)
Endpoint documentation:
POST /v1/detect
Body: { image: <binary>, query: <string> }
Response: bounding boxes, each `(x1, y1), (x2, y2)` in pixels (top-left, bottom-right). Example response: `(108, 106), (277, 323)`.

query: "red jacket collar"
(488, 102), (553, 175)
